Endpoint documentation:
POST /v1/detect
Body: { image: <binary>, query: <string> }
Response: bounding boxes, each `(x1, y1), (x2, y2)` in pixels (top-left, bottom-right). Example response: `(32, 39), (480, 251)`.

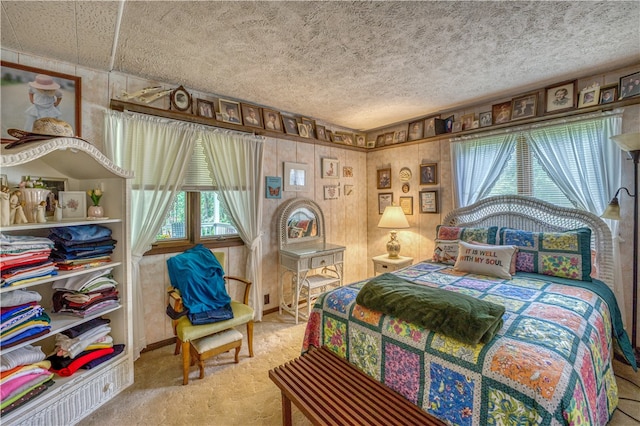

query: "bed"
(301, 195), (636, 426)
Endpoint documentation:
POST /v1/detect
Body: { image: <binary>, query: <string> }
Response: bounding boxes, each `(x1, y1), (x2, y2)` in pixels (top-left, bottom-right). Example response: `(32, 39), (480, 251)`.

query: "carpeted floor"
(79, 312), (639, 426)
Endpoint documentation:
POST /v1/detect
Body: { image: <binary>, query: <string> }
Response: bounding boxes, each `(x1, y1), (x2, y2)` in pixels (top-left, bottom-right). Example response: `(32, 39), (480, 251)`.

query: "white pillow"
(453, 240), (516, 279)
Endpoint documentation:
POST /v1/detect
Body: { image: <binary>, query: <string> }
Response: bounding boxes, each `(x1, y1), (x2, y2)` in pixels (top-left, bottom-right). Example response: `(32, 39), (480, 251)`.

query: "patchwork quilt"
(302, 261), (621, 426)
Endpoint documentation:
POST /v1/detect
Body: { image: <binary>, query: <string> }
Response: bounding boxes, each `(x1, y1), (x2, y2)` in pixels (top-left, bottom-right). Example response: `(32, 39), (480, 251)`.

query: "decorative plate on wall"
(399, 167), (412, 181)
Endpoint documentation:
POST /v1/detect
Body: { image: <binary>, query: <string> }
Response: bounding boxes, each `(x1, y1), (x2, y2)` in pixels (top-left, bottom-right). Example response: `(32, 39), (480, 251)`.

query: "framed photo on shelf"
(394, 129), (407, 144)
(419, 190), (438, 213)
(461, 113), (475, 130)
(196, 99), (214, 118)
(265, 176), (282, 199)
(263, 109), (284, 132)
(408, 120), (424, 141)
(599, 84), (618, 104)
(322, 158), (339, 178)
(366, 140), (376, 148)
(355, 134), (366, 147)
(424, 115), (440, 137)
(241, 104), (263, 128)
(420, 163), (437, 185)
(511, 92), (537, 120)
(492, 101), (512, 124)
(1, 61), (81, 138)
(399, 196), (413, 215)
(377, 168), (391, 189)
(219, 99), (242, 124)
(282, 115), (299, 135)
(578, 84), (600, 108)
(171, 85), (192, 112)
(452, 122), (462, 133)
(545, 80), (576, 113)
(301, 118), (315, 138)
(59, 191), (86, 219)
(384, 132), (394, 145)
(619, 71), (640, 100)
(378, 193), (393, 215)
(323, 185), (339, 200)
(376, 134), (385, 147)
(330, 132), (343, 143)
(297, 122), (311, 138)
(315, 124), (327, 140)
(283, 162), (308, 192)
(479, 111), (492, 127)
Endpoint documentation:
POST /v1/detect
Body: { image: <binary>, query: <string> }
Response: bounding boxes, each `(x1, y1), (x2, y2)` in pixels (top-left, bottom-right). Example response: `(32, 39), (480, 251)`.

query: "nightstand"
(372, 254), (413, 275)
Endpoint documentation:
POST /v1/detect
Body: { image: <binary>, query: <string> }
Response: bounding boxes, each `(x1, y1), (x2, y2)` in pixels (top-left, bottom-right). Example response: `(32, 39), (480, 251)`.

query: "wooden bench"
(269, 346), (446, 426)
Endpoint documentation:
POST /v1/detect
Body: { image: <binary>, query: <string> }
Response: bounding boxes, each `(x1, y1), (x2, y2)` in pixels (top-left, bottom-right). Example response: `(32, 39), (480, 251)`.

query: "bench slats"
(269, 346), (445, 426)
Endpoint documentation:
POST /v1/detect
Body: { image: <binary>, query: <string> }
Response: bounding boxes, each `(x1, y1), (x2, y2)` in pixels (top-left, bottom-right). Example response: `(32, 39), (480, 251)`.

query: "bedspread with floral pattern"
(302, 261), (620, 426)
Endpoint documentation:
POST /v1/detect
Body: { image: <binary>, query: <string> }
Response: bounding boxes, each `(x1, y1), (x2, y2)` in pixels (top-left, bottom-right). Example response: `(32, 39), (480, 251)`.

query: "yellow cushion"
(176, 301), (254, 342)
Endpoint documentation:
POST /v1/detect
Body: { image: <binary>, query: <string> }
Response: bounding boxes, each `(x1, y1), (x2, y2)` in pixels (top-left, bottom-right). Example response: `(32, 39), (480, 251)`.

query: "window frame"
(146, 191), (242, 256)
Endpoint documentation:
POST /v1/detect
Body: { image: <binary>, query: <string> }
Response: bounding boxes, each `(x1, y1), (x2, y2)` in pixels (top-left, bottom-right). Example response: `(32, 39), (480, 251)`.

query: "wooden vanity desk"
(278, 198), (345, 323)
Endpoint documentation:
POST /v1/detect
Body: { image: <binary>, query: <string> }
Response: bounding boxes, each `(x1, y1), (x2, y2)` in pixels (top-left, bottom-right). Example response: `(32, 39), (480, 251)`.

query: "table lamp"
(378, 205), (410, 258)
(602, 131), (640, 362)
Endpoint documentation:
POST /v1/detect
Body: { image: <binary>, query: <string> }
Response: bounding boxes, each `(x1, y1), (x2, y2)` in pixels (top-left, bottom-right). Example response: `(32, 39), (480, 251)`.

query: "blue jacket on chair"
(167, 244), (233, 325)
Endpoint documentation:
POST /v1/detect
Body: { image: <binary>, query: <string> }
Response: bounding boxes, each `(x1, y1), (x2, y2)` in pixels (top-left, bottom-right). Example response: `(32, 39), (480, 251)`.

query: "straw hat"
(29, 74), (60, 90)
(3, 117), (83, 149)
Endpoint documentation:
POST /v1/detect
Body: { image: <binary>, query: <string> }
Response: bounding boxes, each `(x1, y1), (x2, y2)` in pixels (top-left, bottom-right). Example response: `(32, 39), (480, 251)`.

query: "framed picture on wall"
(619, 71), (640, 100)
(419, 190), (438, 213)
(492, 101), (512, 124)
(170, 85), (192, 112)
(1, 61), (82, 138)
(322, 158), (339, 178)
(399, 196), (413, 215)
(577, 84), (600, 109)
(241, 104), (263, 128)
(408, 120), (424, 141)
(265, 176), (282, 199)
(219, 99), (242, 124)
(420, 163), (437, 185)
(377, 168), (391, 189)
(196, 99), (214, 118)
(479, 111), (492, 127)
(323, 185), (339, 200)
(263, 109), (284, 132)
(378, 193), (393, 214)
(283, 162), (308, 192)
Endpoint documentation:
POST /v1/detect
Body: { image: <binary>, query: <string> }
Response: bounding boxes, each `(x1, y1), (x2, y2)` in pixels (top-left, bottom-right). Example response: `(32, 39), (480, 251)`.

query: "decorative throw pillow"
(469, 240), (518, 275)
(499, 227), (592, 281)
(435, 225), (499, 244)
(432, 239), (460, 264)
(453, 240), (516, 279)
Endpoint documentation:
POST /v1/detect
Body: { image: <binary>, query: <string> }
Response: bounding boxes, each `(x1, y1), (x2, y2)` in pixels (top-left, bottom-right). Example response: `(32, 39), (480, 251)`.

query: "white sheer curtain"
(528, 113), (625, 322)
(450, 133), (518, 207)
(104, 110), (199, 359)
(200, 129), (265, 320)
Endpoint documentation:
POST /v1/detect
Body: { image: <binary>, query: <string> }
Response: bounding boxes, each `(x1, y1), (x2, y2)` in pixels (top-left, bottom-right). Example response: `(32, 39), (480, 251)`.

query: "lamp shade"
(378, 205), (410, 229)
(600, 199), (621, 220)
(610, 132), (640, 152)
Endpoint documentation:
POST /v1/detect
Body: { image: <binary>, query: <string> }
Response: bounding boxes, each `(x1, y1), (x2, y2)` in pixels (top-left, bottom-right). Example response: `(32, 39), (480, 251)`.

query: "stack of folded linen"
(51, 268), (119, 317)
(0, 345), (54, 415)
(47, 318), (123, 377)
(1, 290), (51, 349)
(48, 225), (116, 271)
(0, 233), (56, 288)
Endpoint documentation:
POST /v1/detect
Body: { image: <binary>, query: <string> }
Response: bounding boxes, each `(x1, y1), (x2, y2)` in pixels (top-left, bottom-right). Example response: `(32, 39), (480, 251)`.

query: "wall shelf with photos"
(110, 99), (368, 152)
(366, 83), (640, 151)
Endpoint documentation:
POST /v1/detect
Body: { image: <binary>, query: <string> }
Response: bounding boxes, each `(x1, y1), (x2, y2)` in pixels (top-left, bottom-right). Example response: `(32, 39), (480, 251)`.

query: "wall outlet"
(264, 294), (270, 305)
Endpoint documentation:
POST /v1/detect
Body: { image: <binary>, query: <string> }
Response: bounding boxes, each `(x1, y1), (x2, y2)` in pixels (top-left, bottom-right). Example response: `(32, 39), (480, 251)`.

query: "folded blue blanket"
(356, 273), (505, 345)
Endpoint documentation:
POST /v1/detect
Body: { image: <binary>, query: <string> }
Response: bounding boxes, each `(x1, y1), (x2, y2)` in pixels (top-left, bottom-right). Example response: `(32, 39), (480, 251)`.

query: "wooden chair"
(167, 252), (254, 384)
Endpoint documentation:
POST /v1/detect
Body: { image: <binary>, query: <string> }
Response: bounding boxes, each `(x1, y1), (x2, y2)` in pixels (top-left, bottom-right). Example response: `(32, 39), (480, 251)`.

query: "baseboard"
(142, 337), (176, 353)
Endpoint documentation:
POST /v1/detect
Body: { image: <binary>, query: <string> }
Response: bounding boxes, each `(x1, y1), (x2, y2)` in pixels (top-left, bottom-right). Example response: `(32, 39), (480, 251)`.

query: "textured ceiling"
(2, 1), (639, 131)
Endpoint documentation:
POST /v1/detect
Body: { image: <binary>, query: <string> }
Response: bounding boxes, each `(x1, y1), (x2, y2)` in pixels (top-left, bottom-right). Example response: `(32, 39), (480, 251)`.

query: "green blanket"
(355, 273), (505, 345)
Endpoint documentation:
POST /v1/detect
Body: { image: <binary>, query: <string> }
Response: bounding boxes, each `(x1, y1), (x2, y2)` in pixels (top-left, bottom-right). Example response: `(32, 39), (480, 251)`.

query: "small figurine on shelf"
(10, 190), (28, 224)
(36, 200), (47, 223)
(53, 199), (63, 221)
(0, 186), (10, 226)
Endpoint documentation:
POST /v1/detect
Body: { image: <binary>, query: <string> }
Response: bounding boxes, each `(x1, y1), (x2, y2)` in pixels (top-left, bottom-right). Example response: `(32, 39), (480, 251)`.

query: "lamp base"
(386, 230), (401, 258)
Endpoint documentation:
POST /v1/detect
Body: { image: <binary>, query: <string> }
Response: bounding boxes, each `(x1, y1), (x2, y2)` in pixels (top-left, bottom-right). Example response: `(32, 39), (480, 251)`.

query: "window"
(486, 136), (573, 207)
(156, 191), (238, 241)
(155, 140), (238, 245)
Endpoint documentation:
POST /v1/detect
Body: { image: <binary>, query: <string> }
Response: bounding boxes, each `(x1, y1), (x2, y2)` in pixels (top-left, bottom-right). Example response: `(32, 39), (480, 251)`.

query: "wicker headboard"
(442, 195), (614, 290)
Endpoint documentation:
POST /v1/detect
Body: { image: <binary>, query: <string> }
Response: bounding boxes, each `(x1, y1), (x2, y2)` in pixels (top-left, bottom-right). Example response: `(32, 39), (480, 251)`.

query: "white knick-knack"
(0, 186), (10, 226)
(53, 199), (63, 222)
(10, 190), (28, 224)
(36, 201), (47, 223)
